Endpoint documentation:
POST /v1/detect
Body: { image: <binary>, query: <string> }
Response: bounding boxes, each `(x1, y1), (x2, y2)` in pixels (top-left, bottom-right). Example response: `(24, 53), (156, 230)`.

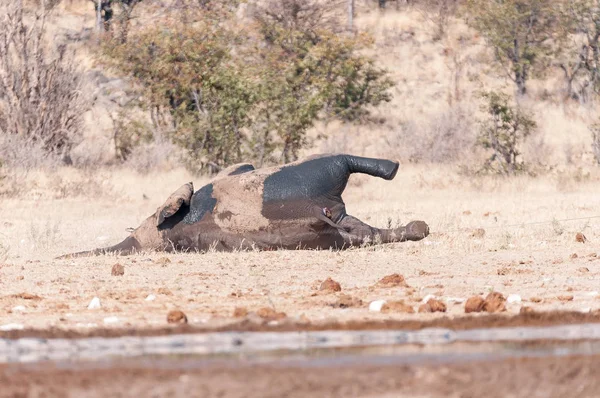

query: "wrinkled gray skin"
(59, 154), (429, 258)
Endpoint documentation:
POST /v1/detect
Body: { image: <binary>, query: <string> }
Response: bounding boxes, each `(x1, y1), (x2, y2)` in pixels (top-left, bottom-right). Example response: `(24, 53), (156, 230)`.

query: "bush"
(0, 0), (88, 165)
(589, 122), (600, 165)
(477, 91), (537, 174)
(101, 0), (394, 171)
(385, 106), (475, 164)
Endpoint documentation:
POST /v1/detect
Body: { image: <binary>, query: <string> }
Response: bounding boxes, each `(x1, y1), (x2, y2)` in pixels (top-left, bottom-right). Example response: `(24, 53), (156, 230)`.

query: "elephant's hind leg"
(338, 215), (429, 246)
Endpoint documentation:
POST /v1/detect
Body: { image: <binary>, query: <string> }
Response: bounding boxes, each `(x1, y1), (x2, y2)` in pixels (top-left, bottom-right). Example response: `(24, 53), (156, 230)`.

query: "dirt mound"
(166, 310), (187, 324)
(319, 278), (342, 293)
(111, 263), (125, 276)
(419, 298), (447, 313)
(256, 307), (287, 321)
(330, 295), (363, 309)
(377, 274), (408, 287)
(465, 292), (506, 313)
(381, 300), (414, 314)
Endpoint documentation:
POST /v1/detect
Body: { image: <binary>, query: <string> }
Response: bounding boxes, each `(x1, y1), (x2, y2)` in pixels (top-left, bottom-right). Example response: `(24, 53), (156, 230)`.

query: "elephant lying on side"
(60, 154), (429, 258)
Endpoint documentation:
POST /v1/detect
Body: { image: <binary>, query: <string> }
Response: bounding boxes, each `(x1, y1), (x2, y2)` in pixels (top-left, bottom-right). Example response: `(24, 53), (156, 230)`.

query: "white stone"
(75, 323), (98, 328)
(87, 297), (101, 309)
(507, 294), (522, 304)
(0, 323), (24, 331)
(145, 294), (156, 301)
(579, 307), (592, 313)
(445, 297), (466, 304)
(11, 305), (26, 312)
(421, 294), (436, 303)
(103, 316), (119, 324)
(369, 300), (387, 312)
(584, 291), (599, 297)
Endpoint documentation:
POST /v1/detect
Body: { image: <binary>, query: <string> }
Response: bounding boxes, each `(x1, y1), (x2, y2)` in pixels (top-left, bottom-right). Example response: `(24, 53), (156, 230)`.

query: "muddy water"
(3, 323), (600, 366)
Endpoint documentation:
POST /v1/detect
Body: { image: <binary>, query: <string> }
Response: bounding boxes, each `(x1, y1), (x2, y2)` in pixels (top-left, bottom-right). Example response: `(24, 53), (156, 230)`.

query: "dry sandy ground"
(1, 165), (600, 331)
(2, 354), (600, 398)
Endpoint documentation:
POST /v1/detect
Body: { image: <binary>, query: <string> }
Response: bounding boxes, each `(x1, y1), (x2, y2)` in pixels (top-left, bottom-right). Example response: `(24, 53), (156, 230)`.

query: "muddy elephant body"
(61, 154), (429, 257)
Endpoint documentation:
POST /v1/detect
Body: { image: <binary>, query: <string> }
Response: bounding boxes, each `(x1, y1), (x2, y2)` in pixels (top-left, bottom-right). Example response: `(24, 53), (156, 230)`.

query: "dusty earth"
(1, 167), (600, 396)
(1, 167), (600, 332)
(2, 353), (600, 398)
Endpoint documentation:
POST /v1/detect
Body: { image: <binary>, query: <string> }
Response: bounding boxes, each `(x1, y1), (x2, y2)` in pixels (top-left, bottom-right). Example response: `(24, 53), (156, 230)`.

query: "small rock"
(465, 296), (485, 313)
(233, 307), (248, 317)
(471, 228), (486, 238)
(157, 287), (173, 296)
(520, 306), (535, 314)
(145, 294), (156, 301)
(369, 300), (387, 312)
(377, 273), (408, 287)
(167, 310), (188, 324)
(75, 323), (98, 328)
(507, 294), (522, 304)
(579, 307), (592, 313)
(421, 294), (436, 303)
(331, 294), (363, 309)
(381, 300), (415, 314)
(418, 298), (447, 313)
(11, 305), (26, 313)
(483, 292), (506, 313)
(256, 307), (287, 321)
(111, 263), (125, 276)
(319, 277), (342, 293)
(530, 297), (543, 303)
(578, 267), (590, 273)
(576, 232), (587, 243)
(103, 316), (119, 324)
(570, 253), (579, 259)
(87, 297), (101, 310)
(0, 323), (24, 331)
(12, 293), (42, 300)
(558, 295), (574, 302)
(584, 291), (599, 297)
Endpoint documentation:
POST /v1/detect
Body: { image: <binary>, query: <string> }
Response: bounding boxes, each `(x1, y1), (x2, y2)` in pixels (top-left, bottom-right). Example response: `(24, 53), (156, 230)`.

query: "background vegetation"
(3, 0), (600, 185)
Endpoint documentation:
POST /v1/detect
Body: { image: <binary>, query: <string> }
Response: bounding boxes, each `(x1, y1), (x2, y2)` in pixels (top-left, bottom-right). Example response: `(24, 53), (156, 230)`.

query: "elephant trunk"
(56, 236), (141, 259)
(345, 155), (399, 180)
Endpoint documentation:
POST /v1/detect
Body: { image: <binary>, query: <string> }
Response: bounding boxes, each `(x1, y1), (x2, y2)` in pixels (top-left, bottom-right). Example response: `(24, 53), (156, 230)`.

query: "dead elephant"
(59, 154), (429, 257)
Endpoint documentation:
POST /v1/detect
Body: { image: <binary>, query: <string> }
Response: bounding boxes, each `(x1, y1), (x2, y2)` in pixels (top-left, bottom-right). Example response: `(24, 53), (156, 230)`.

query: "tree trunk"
(96, 0), (102, 36)
(347, 0), (354, 31)
(515, 70), (527, 96)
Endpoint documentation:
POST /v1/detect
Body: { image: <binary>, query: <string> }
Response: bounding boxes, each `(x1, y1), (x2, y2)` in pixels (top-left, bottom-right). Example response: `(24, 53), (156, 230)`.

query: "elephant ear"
(156, 182), (194, 227)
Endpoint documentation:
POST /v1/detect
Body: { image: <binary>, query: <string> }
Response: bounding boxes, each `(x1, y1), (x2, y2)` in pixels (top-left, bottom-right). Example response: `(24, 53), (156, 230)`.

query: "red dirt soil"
(1, 354), (599, 398)
(2, 310), (600, 339)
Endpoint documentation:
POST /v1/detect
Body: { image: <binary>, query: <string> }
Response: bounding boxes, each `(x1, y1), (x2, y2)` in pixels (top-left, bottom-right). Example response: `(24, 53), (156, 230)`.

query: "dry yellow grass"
(1, 165), (600, 331)
(312, 7), (599, 168)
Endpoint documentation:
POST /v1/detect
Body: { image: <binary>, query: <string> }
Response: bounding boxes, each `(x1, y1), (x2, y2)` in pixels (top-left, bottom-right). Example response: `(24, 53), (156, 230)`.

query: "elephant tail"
(344, 155), (399, 180)
(56, 236), (141, 259)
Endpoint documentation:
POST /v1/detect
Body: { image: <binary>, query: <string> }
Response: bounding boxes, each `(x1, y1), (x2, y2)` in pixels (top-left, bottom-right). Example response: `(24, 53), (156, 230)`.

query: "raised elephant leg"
(337, 215), (429, 246)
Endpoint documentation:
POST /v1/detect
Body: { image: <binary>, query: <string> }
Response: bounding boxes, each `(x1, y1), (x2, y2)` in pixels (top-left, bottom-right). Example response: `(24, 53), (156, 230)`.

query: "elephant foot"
(404, 220), (429, 241)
